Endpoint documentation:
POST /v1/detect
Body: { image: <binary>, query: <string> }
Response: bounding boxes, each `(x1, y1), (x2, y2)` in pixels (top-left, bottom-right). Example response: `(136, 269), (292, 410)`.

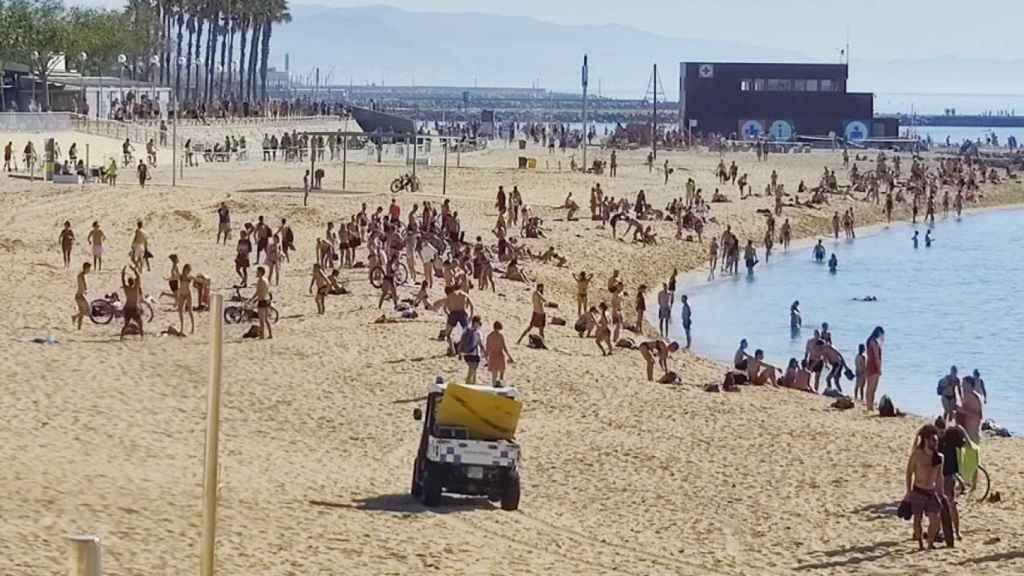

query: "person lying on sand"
(532, 247), (567, 267)
(638, 340), (680, 382)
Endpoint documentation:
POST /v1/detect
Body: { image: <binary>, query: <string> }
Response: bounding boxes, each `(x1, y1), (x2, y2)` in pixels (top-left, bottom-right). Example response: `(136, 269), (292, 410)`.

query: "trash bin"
(518, 140), (526, 150)
(518, 156), (528, 169)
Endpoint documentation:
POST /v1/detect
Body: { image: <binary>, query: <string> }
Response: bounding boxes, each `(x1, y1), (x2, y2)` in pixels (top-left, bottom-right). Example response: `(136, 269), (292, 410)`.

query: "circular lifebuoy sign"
(845, 121), (868, 141)
(740, 120), (764, 140)
(699, 64), (715, 78)
(769, 120), (794, 141)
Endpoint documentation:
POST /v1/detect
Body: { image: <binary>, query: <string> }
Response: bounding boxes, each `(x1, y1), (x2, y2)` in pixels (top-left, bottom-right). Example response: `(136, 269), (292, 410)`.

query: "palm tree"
(236, 3), (251, 101)
(246, 4), (262, 102)
(259, 0), (290, 102)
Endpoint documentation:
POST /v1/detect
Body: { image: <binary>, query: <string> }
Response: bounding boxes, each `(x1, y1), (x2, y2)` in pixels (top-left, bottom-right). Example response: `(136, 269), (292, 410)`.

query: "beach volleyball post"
(201, 293), (225, 576)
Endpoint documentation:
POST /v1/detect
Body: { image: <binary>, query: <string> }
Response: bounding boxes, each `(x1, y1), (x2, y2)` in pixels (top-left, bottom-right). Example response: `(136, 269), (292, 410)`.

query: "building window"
(821, 79), (834, 91)
(754, 79), (765, 91)
(805, 79), (819, 92)
(740, 79), (752, 91)
(793, 79), (806, 91)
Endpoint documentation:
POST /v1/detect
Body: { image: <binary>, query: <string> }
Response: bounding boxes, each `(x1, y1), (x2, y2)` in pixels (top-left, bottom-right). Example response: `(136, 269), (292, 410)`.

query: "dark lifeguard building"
(679, 62), (889, 141)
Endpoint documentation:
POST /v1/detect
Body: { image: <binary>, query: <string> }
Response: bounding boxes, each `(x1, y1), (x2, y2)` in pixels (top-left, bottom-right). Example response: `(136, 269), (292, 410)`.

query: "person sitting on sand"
(747, 349), (778, 386)
(638, 340), (680, 382)
(534, 246), (567, 267)
(781, 358), (815, 392)
(734, 339), (752, 371)
(503, 258), (529, 283)
(904, 424), (944, 551)
(575, 306), (597, 338)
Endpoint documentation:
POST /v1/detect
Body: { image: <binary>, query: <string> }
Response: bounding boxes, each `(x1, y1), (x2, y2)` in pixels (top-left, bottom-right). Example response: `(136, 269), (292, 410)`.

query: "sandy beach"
(2, 126), (1023, 576)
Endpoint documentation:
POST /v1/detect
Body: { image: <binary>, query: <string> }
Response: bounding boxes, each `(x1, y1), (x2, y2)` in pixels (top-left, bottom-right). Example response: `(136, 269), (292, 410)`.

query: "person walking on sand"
(485, 321), (514, 386)
(443, 285), (474, 354)
(517, 284), (548, 345)
(638, 340), (680, 382)
(59, 221), (75, 269)
(136, 159), (148, 188)
(708, 238), (719, 280)
(780, 218), (792, 251)
(865, 326), (885, 411)
(634, 284), (647, 329)
(252, 266), (273, 339)
(680, 294), (692, 349)
(71, 262), (92, 330)
(457, 315), (486, 385)
(303, 170), (311, 206)
(938, 366), (961, 423)
(657, 283), (673, 339)
(904, 424), (944, 551)
(87, 221), (106, 271)
(854, 343), (867, 402)
(176, 263), (195, 335)
(216, 202), (231, 244)
(129, 221), (150, 272)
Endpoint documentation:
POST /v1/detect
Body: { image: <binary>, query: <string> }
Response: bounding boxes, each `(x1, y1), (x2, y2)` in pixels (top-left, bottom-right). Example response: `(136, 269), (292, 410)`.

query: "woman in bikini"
(87, 221), (106, 271)
(177, 263), (195, 334)
(162, 254), (181, 300)
(594, 302), (613, 356)
(309, 263), (329, 315)
(265, 235), (282, 286)
(235, 231), (252, 287)
(59, 221), (75, 269)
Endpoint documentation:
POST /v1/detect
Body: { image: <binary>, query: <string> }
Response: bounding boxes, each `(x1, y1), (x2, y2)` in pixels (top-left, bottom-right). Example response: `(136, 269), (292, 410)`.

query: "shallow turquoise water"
(660, 208), (1023, 433)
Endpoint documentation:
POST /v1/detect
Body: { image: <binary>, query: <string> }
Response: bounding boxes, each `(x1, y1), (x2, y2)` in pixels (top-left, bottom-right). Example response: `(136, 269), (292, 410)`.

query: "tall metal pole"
(172, 93), (178, 187)
(581, 54), (588, 172)
(652, 63), (658, 161)
(442, 138), (448, 196)
(201, 293), (225, 576)
(342, 134), (347, 190)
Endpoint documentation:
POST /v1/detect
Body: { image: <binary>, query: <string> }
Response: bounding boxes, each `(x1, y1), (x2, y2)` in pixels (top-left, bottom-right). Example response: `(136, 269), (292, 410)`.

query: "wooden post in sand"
(69, 534), (101, 576)
(200, 293), (224, 576)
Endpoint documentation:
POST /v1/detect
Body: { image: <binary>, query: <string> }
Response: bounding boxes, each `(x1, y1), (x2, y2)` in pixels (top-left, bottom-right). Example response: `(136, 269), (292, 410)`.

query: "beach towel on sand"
(959, 439), (980, 488)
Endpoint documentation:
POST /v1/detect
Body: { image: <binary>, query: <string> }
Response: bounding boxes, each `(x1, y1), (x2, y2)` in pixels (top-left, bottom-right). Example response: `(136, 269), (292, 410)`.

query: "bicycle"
(223, 286), (280, 325)
(89, 293), (156, 325)
(390, 173), (420, 193)
(369, 261), (409, 289)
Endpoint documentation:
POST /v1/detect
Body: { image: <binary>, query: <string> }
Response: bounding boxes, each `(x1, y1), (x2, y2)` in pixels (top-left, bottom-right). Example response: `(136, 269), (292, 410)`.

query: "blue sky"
(68, 0), (1024, 62)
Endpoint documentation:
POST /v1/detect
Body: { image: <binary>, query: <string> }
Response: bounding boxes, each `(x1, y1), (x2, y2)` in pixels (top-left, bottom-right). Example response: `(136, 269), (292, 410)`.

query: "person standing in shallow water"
(865, 326), (885, 411)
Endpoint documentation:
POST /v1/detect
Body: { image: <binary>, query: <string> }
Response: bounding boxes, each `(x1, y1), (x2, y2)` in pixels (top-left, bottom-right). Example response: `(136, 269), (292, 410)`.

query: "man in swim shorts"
(443, 286), (474, 354)
(657, 283), (673, 339)
(517, 284), (548, 345)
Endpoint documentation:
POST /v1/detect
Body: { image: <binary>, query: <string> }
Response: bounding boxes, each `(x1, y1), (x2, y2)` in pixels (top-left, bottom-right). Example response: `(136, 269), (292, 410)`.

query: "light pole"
(117, 54), (127, 113)
(215, 64), (223, 100)
(30, 50), (39, 111)
(78, 52), (88, 115)
(230, 59), (238, 100)
(150, 54), (159, 105)
(196, 57), (205, 104)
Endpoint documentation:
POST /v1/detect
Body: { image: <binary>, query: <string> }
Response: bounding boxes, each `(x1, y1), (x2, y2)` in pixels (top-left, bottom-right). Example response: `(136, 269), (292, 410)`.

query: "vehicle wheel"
(390, 179), (402, 194)
(501, 469), (521, 511)
(423, 463), (443, 507)
(369, 266), (384, 289)
(411, 460), (423, 498)
(89, 300), (114, 325)
(395, 264), (409, 286)
(223, 306), (245, 325)
(143, 301), (155, 323)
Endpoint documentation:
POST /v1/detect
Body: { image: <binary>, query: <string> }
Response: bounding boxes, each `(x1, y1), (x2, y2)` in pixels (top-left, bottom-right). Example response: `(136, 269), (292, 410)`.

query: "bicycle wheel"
(395, 263), (409, 285)
(974, 465), (990, 502)
(90, 300), (114, 325)
(369, 266), (384, 289)
(390, 179), (403, 194)
(223, 306), (245, 325)
(269, 305), (280, 324)
(143, 301), (155, 323)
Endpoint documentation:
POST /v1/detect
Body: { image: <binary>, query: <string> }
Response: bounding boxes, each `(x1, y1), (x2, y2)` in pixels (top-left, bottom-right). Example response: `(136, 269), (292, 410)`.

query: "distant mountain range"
(272, 4), (1024, 112)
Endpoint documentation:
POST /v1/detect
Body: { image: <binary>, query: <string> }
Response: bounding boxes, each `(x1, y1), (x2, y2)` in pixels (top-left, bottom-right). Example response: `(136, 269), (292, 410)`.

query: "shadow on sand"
(309, 493), (494, 515)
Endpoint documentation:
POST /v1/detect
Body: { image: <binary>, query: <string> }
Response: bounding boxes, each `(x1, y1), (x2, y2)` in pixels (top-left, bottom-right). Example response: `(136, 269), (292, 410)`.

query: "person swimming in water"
(828, 253), (838, 273)
(925, 229), (934, 248)
(812, 240), (826, 262)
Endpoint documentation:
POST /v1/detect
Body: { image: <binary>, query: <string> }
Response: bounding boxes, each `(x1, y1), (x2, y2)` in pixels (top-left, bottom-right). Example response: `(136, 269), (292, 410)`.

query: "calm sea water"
(659, 209), (1023, 433)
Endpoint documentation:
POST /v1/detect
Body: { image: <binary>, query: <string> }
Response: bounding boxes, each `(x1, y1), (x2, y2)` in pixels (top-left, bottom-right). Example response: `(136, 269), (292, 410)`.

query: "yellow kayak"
(436, 383), (522, 440)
